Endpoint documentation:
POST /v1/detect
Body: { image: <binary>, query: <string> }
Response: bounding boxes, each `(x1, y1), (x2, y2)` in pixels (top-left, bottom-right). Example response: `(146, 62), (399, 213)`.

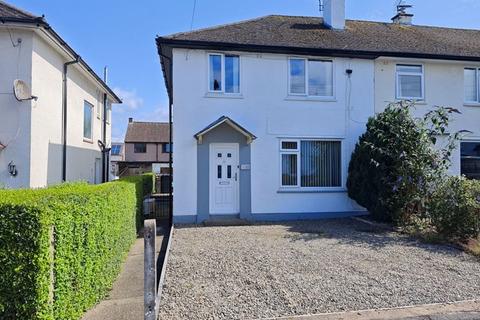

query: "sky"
(10, 0), (480, 142)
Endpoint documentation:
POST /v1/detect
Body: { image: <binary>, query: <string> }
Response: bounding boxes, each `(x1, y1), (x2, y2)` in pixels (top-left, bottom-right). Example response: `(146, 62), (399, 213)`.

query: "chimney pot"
(323, 0), (345, 30)
(392, 4), (413, 25)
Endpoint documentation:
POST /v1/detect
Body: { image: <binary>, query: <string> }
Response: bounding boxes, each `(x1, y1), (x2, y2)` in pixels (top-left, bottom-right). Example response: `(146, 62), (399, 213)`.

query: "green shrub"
(429, 176), (480, 240)
(118, 173), (155, 231)
(347, 101), (461, 223)
(0, 174), (153, 320)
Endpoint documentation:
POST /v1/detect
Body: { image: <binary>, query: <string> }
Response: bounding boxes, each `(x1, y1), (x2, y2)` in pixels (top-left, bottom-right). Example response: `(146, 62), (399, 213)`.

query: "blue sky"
(11, 0), (480, 141)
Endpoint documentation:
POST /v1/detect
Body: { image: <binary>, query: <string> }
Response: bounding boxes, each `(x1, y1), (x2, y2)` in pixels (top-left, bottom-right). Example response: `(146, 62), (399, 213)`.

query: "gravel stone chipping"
(158, 218), (480, 320)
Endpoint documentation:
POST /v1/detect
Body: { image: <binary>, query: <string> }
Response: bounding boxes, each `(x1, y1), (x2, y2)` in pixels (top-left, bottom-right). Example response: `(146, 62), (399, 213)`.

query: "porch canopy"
(194, 116), (257, 144)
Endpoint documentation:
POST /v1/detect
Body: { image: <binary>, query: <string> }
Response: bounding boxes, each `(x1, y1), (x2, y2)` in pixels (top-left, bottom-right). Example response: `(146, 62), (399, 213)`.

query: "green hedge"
(0, 174), (154, 320)
(119, 173), (155, 231)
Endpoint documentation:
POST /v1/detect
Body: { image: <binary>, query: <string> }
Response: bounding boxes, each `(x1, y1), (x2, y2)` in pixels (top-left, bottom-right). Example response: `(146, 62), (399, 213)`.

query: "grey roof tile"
(125, 122), (170, 143)
(160, 15), (480, 59)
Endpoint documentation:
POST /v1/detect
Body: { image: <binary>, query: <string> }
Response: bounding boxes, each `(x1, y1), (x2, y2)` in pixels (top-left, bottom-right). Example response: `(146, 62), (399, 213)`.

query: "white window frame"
(395, 64), (425, 100)
(464, 67), (480, 104)
(279, 138), (343, 191)
(83, 100), (94, 142)
(207, 53), (241, 94)
(106, 100), (112, 124)
(287, 57), (335, 99)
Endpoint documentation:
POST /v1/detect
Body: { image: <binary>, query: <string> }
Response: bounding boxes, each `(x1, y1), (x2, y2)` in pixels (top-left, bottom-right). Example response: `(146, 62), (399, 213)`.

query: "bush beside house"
(348, 101), (480, 242)
(0, 174), (153, 320)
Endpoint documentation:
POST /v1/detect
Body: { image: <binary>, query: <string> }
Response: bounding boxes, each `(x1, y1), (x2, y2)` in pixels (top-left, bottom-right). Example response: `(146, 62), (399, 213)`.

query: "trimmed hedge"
(0, 174), (154, 320)
(120, 173), (155, 231)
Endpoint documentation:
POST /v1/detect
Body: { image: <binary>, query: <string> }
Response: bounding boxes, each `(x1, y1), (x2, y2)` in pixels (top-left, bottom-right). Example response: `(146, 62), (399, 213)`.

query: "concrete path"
(82, 231), (164, 320)
(266, 300), (480, 320)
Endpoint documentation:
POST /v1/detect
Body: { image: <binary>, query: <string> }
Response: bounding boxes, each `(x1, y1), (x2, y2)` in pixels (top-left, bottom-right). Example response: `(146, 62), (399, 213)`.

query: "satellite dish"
(13, 79), (37, 101)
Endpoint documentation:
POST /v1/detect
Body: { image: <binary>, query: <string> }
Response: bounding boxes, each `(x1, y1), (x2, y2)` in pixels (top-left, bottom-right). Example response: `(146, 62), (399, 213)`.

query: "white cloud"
(113, 87), (144, 111)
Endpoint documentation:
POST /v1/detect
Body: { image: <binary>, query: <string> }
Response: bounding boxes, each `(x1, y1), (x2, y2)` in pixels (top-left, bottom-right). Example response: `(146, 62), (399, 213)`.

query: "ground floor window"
(461, 141), (480, 180)
(280, 139), (341, 188)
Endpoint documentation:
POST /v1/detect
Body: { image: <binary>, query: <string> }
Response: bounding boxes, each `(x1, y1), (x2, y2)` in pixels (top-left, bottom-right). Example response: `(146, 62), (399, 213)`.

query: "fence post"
(144, 219), (156, 320)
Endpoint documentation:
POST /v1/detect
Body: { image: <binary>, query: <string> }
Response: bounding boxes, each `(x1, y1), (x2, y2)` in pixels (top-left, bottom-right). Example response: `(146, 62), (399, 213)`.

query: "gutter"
(157, 37), (480, 63)
(62, 58), (79, 182)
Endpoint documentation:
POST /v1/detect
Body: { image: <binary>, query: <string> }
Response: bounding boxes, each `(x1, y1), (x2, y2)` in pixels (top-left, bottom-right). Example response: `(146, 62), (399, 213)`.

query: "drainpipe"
(102, 67), (108, 183)
(62, 57), (79, 182)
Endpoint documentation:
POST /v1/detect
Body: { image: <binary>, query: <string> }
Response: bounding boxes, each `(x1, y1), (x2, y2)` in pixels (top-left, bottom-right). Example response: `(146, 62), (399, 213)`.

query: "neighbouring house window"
(134, 143), (147, 153)
(461, 142), (480, 180)
(111, 144), (122, 155)
(396, 64), (424, 100)
(162, 143), (172, 153)
(280, 139), (341, 188)
(208, 53), (240, 93)
(83, 101), (93, 140)
(464, 68), (479, 103)
(288, 58), (333, 97)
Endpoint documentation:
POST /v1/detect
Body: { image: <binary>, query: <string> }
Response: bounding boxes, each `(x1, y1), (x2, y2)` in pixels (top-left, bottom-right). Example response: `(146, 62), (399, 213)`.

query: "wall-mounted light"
(0, 142), (5, 151)
(8, 161), (17, 177)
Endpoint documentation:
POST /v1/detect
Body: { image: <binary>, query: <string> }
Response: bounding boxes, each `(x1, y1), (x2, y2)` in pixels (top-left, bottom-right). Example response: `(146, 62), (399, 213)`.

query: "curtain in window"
(225, 55), (240, 93)
(209, 55), (222, 91)
(281, 154), (297, 186)
(464, 68), (477, 102)
(300, 141), (341, 187)
(289, 59), (306, 94)
(398, 74), (422, 98)
(308, 60), (333, 96)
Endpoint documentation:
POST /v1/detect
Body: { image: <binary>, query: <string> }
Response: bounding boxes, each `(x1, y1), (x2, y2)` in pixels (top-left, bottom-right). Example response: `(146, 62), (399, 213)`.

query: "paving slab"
(82, 230), (164, 320)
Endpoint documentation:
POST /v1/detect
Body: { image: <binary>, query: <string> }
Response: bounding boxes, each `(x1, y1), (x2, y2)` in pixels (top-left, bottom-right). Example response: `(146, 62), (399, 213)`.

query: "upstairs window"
(464, 68), (479, 103)
(134, 143), (147, 153)
(208, 53), (240, 93)
(83, 101), (93, 140)
(396, 64), (424, 100)
(288, 58), (333, 97)
(162, 143), (172, 153)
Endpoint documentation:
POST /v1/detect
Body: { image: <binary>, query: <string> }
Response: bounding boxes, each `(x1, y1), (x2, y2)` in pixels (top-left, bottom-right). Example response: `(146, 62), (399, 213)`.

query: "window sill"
(285, 96), (337, 102)
(277, 188), (347, 193)
(464, 102), (480, 107)
(395, 99), (427, 105)
(204, 93), (244, 99)
(83, 138), (93, 144)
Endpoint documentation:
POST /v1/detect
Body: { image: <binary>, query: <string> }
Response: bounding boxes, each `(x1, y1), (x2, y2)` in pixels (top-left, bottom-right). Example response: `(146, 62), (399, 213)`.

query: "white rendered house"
(0, 2), (121, 189)
(156, 0), (480, 223)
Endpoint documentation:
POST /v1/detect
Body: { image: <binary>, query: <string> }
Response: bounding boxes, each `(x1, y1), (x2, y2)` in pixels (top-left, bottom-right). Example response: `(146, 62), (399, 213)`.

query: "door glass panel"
(227, 165), (232, 179)
(217, 165), (222, 179)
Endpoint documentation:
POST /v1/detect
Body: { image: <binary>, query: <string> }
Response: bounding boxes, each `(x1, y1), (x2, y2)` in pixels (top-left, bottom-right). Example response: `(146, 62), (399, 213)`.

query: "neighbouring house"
(110, 142), (124, 179)
(119, 118), (171, 177)
(156, 0), (480, 224)
(0, 1), (121, 189)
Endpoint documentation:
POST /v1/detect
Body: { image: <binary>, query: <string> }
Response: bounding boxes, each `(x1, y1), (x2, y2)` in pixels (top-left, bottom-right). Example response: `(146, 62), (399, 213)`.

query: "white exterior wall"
(0, 30), (33, 189)
(172, 48), (374, 216)
(374, 58), (480, 176)
(0, 26), (112, 189)
(30, 33), (109, 187)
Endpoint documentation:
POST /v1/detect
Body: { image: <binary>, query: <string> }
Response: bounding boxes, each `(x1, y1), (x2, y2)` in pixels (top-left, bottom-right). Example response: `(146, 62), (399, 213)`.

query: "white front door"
(209, 143), (239, 215)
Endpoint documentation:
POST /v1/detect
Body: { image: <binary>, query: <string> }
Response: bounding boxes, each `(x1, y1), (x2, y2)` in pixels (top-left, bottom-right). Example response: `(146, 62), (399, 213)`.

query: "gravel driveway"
(158, 218), (480, 320)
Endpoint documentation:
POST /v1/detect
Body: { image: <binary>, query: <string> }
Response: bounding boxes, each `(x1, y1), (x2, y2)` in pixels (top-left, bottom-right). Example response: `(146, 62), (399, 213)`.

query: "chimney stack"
(128, 117), (133, 123)
(323, 0), (345, 30)
(392, 4), (413, 25)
